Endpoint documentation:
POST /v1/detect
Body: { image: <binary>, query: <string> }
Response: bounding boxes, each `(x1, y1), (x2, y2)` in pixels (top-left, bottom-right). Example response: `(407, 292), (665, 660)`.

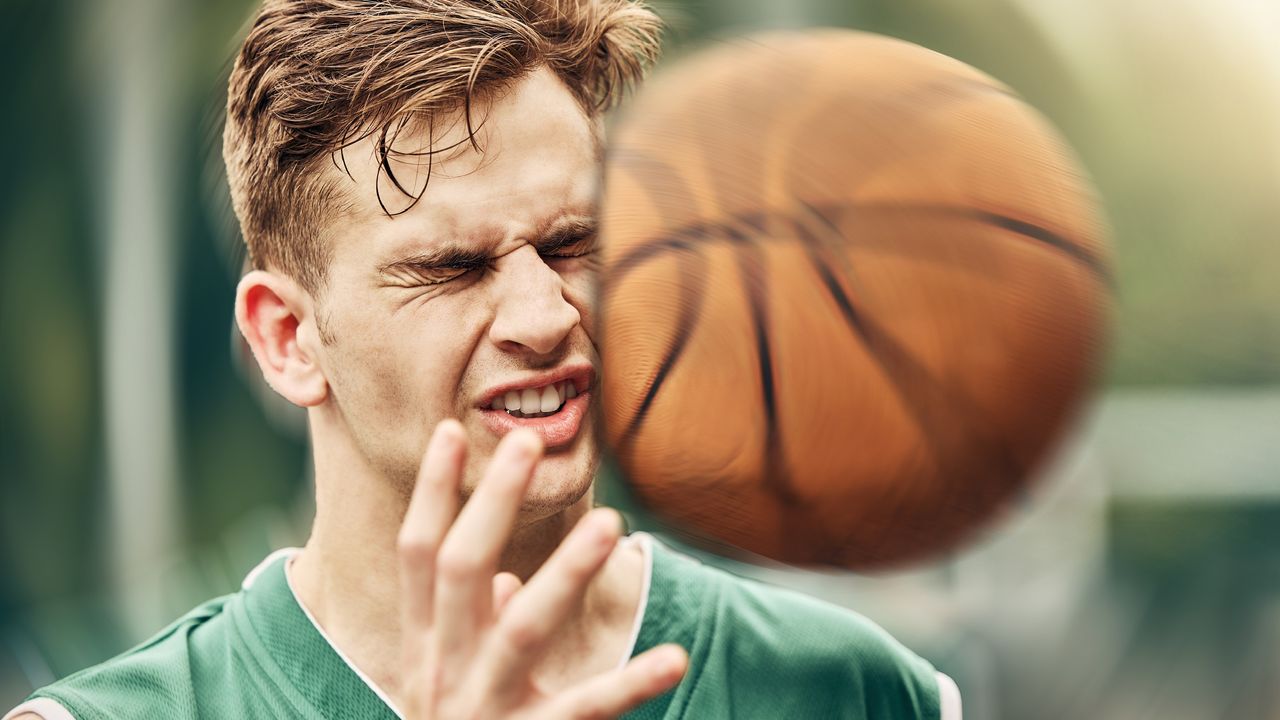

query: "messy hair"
(223, 0), (662, 293)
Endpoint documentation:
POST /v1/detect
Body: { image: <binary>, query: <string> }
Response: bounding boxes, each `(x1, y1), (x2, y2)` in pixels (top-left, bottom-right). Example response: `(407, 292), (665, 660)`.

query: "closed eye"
(383, 258), (490, 287)
(414, 265), (483, 285)
(539, 230), (598, 260)
(377, 235), (496, 287)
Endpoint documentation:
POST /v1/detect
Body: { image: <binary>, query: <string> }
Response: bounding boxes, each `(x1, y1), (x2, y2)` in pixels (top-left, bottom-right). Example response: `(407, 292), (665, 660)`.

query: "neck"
(288, 410), (645, 708)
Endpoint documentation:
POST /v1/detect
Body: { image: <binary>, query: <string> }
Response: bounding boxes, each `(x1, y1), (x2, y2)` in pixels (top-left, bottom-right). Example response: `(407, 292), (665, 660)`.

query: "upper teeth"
(490, 381), (577, 415)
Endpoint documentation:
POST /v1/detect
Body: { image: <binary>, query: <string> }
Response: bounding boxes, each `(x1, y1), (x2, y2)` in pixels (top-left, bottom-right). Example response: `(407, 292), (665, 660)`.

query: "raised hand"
(397, 420), (688, 719)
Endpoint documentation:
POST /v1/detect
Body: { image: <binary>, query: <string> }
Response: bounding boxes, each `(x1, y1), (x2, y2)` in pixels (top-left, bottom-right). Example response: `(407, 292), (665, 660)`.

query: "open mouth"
(477, 369), (593, 447)
(488, 380), (579, 419)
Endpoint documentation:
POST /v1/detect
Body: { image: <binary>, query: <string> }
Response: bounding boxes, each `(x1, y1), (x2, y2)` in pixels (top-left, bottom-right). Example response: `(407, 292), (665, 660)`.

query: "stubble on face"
(304, 68), (606, 516)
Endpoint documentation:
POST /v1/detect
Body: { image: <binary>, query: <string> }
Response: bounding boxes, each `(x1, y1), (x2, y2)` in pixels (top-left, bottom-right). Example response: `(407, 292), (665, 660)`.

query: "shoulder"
(11, 595), (235, 720)
(723, 569), (939, 686)
(655, 542), (950, 718)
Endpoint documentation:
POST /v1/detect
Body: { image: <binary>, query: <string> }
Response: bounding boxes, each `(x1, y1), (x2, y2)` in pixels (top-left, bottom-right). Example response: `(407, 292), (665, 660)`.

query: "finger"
(432, 428), (542, 655)
(483, 508), (621, 692)
(545, 644), (689, 720)
(397, 419), (467, 633)
(492, 572), (523, 617)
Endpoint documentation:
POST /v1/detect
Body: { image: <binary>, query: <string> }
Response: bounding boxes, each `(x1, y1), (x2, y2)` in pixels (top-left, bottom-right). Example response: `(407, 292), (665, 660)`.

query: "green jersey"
(9, 535), (954, 719)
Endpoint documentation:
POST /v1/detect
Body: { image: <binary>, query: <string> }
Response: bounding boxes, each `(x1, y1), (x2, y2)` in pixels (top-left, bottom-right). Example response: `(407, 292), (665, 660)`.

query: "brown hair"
(224, 0), (662, 293)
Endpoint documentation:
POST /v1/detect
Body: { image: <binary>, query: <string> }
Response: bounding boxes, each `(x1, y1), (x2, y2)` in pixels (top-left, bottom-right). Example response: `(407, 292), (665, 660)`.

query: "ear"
(235, 270), (328, 407)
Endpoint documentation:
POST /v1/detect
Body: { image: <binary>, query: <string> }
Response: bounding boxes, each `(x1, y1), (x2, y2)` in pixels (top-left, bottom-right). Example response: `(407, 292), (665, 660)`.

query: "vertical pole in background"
(93, 0), (183, 640)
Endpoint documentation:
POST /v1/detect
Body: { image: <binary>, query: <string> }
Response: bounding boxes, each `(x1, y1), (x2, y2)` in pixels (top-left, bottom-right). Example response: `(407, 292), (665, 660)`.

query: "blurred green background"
(3, 0), (1280, 717)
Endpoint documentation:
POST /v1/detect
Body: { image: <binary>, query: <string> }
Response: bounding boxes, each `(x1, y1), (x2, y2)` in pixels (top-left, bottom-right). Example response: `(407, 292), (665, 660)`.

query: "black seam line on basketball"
(600, 236), (697, 302)
(615, 245), (709, 451)
(604, 201), (1110, 296)
(806, 201), (1113, 288)
(971, 210), (1113, 287)
(728, 224), (800, 506)
(605, 150), (708, 453)
(792, 204), (1025, 498)
(601, 214), (767, 290)
(791, 206), (951, 550)
(792, 204), (868, 340)
(804, 253), (1023, 524)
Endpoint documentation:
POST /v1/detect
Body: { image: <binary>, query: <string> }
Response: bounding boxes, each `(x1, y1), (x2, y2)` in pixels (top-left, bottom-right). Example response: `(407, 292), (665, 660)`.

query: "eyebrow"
(377, 214), (598, 276)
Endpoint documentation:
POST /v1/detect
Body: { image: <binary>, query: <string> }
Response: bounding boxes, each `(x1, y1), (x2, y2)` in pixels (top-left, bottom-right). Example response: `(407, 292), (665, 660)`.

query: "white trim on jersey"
(937, 671), (963, 720)
(273, 536), (654, 718)
(6, 539), (954, 720)
(242, 546), (301, 590)
(2, 696), (78, 720)
(278, 548), (409, 720)
(615, 532), (654, 671)
(273, 535), (655, 719)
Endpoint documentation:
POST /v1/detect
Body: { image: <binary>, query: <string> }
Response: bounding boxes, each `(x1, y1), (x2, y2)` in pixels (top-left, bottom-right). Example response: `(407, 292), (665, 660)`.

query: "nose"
(488, 244), (582, 356)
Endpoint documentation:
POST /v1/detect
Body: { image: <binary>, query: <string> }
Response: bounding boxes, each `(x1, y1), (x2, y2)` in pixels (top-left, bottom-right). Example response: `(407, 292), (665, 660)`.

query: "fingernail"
(435, 418), (462, 438)
(499, 430), (537, 462)
(651, 646), (685, 675)
(592, 509), (621, 538)
(432, 419), (463, 448)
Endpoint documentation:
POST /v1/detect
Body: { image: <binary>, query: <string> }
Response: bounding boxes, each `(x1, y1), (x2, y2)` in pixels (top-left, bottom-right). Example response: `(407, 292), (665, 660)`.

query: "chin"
(520, 440), (597, 514)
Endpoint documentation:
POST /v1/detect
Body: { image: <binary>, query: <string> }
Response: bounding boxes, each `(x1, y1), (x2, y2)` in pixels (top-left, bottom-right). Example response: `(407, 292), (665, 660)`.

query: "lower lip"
(478, 391), (591, 449)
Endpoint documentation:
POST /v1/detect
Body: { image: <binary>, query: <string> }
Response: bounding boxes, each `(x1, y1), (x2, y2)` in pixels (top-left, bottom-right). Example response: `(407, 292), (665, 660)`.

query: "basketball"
(598, 30), (1110, 569)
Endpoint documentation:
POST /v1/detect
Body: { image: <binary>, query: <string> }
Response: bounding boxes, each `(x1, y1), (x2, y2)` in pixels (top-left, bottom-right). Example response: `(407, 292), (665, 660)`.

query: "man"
(7, 0), (961, 717)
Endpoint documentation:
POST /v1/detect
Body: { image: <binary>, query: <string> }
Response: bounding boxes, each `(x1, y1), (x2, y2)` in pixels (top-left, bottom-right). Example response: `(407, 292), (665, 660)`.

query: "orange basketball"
(598, 30), (1110, 570)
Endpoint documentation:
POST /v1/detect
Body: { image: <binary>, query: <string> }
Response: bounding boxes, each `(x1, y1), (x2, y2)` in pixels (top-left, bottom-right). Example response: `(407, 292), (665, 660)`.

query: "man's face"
(311, 67), (602, 515)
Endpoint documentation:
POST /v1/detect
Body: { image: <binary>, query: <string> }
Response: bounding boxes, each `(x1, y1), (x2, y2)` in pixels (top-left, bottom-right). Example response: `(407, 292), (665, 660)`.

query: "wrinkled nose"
(488, 244), (581, 356)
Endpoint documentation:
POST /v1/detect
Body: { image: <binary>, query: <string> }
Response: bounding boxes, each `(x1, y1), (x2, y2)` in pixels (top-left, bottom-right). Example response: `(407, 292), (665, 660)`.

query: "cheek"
(562, 269), (598, 335)
(322, 298), (480, 418)
(321, 299), (492, 482)
(323, 329), (418, 422)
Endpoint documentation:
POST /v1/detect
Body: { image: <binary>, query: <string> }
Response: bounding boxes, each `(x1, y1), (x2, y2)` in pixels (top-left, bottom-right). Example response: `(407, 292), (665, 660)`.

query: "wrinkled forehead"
(321, 68), (603, 256)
